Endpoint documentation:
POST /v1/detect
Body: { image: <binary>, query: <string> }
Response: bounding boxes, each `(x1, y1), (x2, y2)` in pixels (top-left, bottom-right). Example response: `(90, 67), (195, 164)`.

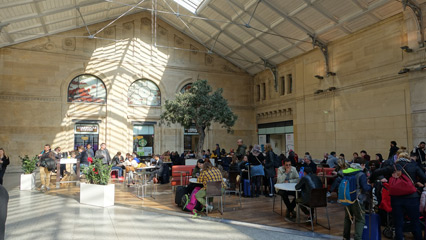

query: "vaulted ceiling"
(0, 0), (421, 75)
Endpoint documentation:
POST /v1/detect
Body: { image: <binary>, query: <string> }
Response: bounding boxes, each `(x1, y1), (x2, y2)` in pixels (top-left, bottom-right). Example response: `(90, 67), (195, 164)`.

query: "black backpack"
(271, 152), (281, 168)
(175, 186), (188, 207)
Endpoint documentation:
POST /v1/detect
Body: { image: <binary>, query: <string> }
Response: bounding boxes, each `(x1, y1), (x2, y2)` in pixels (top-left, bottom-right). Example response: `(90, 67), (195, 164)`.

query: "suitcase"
(243, 178), (251, 197)
(362, 213), (381, 240)
(175, 186), (188, 207)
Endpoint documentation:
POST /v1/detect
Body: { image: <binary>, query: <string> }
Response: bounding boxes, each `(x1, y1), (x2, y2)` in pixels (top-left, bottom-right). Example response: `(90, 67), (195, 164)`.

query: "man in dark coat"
(295, 167), (322, 221)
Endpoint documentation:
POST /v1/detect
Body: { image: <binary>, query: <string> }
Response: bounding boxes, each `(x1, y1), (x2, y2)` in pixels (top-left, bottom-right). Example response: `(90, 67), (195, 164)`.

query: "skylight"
(173, 0), (204, 14)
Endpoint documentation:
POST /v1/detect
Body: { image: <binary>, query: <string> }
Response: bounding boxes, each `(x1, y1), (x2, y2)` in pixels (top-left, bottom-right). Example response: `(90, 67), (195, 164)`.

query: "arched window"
(180, 83), (192, 93)
(68, 74), (106, 103)
(128, 79), (161, 106)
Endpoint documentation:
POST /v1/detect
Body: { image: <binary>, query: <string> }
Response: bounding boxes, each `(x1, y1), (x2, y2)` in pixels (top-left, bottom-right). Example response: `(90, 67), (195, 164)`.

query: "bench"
(171, 165), (194, 187)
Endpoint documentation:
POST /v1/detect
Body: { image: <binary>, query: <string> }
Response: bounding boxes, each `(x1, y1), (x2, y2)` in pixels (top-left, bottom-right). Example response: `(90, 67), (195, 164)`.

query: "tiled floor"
(2, 172), (341, 240)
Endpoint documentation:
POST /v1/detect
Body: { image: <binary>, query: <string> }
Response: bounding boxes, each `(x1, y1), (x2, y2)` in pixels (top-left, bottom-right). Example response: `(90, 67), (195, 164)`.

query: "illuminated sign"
(75, 124), (98, 134)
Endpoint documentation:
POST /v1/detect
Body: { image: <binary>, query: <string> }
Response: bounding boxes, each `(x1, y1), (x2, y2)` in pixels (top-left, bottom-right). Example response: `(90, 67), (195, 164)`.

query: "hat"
(252, 145), (261, 153)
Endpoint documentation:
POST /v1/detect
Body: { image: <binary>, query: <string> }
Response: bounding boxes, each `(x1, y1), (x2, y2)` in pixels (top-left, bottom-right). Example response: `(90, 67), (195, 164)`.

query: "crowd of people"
(2, 138), (426, 239)
(36, 143), (166, 190)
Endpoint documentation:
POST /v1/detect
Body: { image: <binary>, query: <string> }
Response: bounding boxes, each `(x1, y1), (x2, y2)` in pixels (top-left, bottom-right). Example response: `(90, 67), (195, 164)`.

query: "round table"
(273, 183), (301, 222)
(189, 178), (203, 184)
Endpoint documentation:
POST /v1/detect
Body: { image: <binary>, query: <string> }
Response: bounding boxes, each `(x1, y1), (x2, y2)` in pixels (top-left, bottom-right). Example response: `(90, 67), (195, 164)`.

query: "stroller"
(374, 181), (425, 239)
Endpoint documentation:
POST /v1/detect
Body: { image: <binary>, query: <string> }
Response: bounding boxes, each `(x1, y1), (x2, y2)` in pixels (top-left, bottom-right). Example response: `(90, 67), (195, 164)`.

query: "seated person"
(195, 160), (226, 212)
(132, 153), (140, 164)
(302, 155), (317, 175)
(192, 159), (204, 178)
(123, 155), (138, 187)
(73, 146), (89, 174)
(276, 159), (299, 220)
(149, 155), (163, 182)
(111, 152), (124, 177)
(295, 167), (323, 222)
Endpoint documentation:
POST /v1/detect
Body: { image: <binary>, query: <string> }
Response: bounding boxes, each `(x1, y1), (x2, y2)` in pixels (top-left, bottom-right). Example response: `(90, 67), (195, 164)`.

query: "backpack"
(298, 167), (304, 179)
(271, 152), (281, 168)
(338, 171), (362, 206)
(183, 187), (202, 212)
(388, 163), (416, 196)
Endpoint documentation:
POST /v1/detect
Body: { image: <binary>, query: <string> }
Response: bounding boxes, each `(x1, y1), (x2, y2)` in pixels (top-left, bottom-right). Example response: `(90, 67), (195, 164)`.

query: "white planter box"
(80, 183), (115, 207)
(20, 173), (35, 190)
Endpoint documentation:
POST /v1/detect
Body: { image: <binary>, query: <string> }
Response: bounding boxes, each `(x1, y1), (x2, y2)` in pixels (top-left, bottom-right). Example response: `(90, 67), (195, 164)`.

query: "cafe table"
(274, 183), (301, 222)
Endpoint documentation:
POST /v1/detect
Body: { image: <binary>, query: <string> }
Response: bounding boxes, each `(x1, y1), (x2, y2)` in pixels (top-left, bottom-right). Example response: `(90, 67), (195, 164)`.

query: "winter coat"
(264, 151), (276, 178)
(295, 173), (322, 204)
(277, 166), (299, 184)
(371, 158), (426, 198)
(95, 149), (111, 165)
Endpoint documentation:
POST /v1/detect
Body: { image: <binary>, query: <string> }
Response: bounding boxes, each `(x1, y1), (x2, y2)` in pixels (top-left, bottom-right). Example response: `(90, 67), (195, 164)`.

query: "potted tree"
(20, 155), (38, 190)
(80, 158), (114, 207)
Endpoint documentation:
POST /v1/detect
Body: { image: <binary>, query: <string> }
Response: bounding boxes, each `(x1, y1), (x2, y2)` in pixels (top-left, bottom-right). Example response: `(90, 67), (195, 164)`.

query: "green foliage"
(20, 155), (38, 174)
(160, 79), (238, 132)
(83, 158), (112, 185)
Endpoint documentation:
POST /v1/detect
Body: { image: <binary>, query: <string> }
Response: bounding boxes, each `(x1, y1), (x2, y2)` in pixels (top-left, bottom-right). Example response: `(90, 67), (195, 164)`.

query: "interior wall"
(254, 13), (420, 160)
(0, 12), (255, 165)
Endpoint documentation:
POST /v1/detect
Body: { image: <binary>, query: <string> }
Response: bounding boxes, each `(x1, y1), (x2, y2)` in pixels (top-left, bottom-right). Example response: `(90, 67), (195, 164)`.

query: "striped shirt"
(197, 167), (226, 189)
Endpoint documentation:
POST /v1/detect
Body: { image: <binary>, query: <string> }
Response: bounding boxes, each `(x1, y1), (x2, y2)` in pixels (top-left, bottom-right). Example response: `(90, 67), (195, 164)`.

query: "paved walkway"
(3, 173), (338, 240)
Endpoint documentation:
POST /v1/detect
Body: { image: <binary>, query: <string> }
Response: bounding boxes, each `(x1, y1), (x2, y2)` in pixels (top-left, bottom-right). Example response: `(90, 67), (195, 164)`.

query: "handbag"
(125, 166), (135, 173)
(42, 158), (56, 171)
(250, 156), (265, 177)
(388, 164), (417, 196)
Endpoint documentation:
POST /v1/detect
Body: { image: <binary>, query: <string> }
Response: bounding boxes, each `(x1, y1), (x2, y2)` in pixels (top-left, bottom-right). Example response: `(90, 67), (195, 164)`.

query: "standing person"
(388, 141), (399, 160)
(342, 157), (372, 240)
(38, 144), (55, 191)
(214, 144), (221, 158)
(111, 152), (124, 178)
(0, 149), (10, 185)
(248, 145), (265, 197)
(327, 158), (349, 198)
(236, 139), (247, 161)
(371, 152), (426, 240)
(327, 152), (338, 168)
(95, 143), (111, 165)
(295, 167), (323, 221)
(412, 141), (426, 169)
(369, 153), (383, 172)
(0, 185), (8, 240)
(86, 143), (94, 158)
(288, 150), (296, 167)
(264, 143), (276, 197)
(276, 158), (299, 220)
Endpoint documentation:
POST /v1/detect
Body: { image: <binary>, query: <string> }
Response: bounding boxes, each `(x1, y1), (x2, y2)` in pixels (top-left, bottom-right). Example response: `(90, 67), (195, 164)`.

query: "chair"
(224, 171), (242, 209)
(297, 188), (330, 231)
(205, 181), (224, 216)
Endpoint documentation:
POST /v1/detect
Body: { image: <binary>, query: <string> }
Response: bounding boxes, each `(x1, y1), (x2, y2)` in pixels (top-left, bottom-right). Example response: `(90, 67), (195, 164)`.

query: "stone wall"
(0, 12), (255, 165)
(254, 13), (423, 159)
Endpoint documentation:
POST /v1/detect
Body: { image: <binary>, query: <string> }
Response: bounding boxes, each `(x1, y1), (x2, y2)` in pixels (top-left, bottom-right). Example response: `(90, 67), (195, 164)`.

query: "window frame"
(287, 74), (293, 94)
(128, 79), (161, 107)
(67, 74), (107, 104)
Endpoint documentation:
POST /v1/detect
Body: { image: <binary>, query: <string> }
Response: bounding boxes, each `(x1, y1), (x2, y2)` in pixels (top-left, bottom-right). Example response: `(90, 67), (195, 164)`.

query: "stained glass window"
(180, 83), (192, 93)
(128, 80), (161, 106)
(68, 74), (106, 103)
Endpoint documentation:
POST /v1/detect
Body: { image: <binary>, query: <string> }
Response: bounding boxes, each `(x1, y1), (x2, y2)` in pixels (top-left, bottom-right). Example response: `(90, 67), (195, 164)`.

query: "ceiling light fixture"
(314, 89), (324, 94)
(327, 72), (336, 76)
(314, 75), (324, 79)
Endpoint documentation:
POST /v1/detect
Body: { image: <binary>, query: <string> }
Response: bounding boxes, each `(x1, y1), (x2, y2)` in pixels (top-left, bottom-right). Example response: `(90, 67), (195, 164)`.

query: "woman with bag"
(370, 152), (426, 240)
(264, 144), (275, 197)
(124, 155), (138, 187)
(248, 145), (265, 197)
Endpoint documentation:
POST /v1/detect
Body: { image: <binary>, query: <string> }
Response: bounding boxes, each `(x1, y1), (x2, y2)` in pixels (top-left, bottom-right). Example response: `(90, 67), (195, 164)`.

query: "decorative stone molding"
(256, 108), (292, 119)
